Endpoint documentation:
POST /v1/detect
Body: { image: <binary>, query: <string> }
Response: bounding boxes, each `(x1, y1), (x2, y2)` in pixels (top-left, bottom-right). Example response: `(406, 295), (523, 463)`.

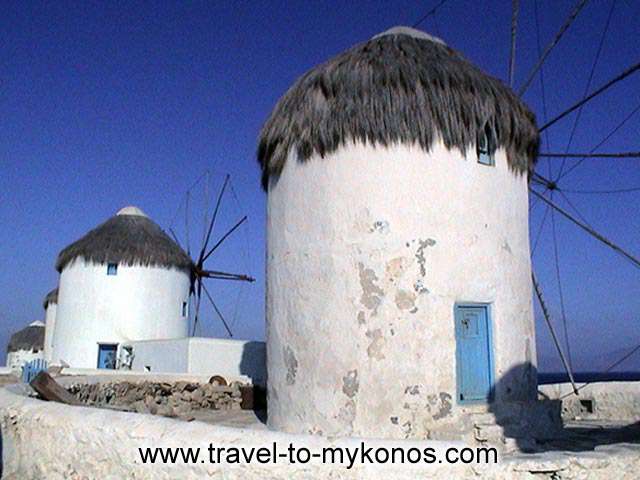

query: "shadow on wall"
(239, 341), (267, 386)
(489, 363), (640, 452)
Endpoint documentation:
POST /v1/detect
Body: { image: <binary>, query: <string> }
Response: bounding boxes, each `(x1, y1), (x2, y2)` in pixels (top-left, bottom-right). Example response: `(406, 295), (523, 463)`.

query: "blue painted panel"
(22, 358), (48, 383)
(97, 344), (117, 369)
(455, 305), (493, 403)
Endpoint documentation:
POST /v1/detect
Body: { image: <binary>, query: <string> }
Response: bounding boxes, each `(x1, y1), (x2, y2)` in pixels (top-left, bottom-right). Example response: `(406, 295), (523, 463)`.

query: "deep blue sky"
(1, 1), (638, 372)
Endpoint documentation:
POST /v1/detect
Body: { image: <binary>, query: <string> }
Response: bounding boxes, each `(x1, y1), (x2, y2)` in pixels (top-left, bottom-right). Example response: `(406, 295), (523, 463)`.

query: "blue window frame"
(97, 344), (118, 369)
(477, 125), (495, 166)
(107, 263), (118, 275)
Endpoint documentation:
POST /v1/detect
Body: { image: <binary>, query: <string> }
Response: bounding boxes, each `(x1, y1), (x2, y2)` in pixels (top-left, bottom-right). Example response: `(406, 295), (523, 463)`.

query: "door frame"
(454, 302), (495, 405)
(96, 342), (119, 369)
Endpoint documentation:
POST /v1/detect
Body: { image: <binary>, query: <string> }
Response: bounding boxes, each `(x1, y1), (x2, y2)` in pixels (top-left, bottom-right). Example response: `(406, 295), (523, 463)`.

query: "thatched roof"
(43, 287), (58, 309)
(258, 26), (539, 189)
(7, 321), (45, 353)
(56, 206), (192, 273)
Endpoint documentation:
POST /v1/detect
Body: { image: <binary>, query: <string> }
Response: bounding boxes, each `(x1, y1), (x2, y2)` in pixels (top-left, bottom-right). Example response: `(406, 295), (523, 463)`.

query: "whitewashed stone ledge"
(539, 381), (640, 422)
(2, 387), (640, 479)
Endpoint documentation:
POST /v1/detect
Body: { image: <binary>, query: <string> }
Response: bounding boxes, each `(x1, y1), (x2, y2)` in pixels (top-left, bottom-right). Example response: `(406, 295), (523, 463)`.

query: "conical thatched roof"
(258, 26), (539, 189)
(7, 321), (45, 353)
(55, 206), (192, 273)
(43, 287), (58, 309)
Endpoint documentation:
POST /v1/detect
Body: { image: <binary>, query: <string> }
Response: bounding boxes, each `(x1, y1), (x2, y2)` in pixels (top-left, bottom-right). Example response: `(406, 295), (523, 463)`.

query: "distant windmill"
(169, 171), (255, 338)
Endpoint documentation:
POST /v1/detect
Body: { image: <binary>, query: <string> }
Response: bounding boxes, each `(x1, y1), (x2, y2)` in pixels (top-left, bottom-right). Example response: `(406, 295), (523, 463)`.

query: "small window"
(107, 263), (118, 275)
(477, 124), (495, 166)
(181, 301), (188, 317)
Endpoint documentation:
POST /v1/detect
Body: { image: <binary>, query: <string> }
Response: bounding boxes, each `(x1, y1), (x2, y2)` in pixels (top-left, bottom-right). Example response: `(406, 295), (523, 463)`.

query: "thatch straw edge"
(8, 325), (45, 353)
(258, 30), (539, 189)
(56, 215), (193, 274)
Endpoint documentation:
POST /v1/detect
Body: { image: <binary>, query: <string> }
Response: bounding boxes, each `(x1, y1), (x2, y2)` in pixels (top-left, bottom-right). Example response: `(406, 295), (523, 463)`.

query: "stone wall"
(67, 379), (245, 418)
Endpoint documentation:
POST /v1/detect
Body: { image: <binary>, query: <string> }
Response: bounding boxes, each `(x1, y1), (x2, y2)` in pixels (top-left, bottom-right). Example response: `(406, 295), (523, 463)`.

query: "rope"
(530, 189), (640, 269)
(558, 190), (592, 227)
(550, 196), (574, 371)
(560, 342), (640, 399)
(533, 0), (553, 178)
(560, 102), (640, 179)
(531, 203), (550, 256)
(556, 0), (616, 179)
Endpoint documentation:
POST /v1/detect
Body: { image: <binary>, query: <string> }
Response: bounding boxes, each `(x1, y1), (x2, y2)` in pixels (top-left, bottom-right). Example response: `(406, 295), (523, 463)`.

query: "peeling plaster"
(342, 370), (359, 398)
(385, 257), (405, 280)
(429, 393), (453, 420)
(337, 399), (356, 432)
(371, 220), (390, 234)
(283, 346), (298, 386)
(366, 329), (386, 360)
(405, 385), (421, 396)
(357, 263), (384, 313)
(415, 238), (436, 277)
(395, 289), (416, 310)
(414, 279), (429, 294)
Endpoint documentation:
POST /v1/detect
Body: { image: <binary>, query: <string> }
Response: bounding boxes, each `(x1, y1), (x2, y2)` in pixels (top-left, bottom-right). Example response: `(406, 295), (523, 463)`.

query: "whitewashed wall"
(51, 262), (190, 368)
(43, 301), (57, 362)
(124, 337), (266, 385)
(266, 141), (536, 438)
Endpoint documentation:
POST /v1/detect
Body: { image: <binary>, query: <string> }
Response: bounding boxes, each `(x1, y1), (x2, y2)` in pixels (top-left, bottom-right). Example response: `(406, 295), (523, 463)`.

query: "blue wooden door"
(97, 344), (117, 369)
(455, 305), (493, 403)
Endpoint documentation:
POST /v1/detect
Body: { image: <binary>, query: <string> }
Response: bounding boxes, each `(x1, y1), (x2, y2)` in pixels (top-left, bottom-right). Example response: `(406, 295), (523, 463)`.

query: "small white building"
(50, 206), (193, 369)
(259, 27), (540, 438)
(43, 287), (58, 362)
(6, 321), (45, 372)
(120, 337), (266, 385)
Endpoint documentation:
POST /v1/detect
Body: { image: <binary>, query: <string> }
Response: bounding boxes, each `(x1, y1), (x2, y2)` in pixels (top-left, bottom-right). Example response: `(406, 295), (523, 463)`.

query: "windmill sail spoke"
(509, 0), (519, 86)
(539, 152), (640, 158)
(192, 277), (203, 336)
(201, 169), (211, 251)
(201, 269), (255, 282)
(517, 0), (589, 97)
(202, 283), (233, 337)
(539, 61), (640, 132)
(198, 174), (230, 265)
(186, 191), (192, 256)
(201, 216), (247, 263)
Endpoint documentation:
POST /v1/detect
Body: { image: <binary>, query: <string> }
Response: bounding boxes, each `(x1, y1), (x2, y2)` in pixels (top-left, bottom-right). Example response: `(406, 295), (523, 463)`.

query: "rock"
(133, 401), (147, 414)
(156, 404), (176, 417)
(191, 389), (204, 404)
